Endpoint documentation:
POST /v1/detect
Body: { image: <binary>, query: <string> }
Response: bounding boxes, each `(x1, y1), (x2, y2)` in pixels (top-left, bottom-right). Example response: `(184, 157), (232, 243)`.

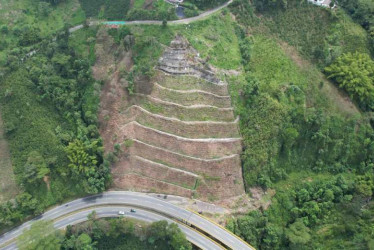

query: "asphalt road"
(68, 0), (233, 33)
(0, 192), (254, 250)
(3, 206), (223, 250)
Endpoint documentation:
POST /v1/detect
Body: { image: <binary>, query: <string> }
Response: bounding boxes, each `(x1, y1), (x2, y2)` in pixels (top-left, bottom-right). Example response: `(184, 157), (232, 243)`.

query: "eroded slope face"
(101, 35), (244, 202)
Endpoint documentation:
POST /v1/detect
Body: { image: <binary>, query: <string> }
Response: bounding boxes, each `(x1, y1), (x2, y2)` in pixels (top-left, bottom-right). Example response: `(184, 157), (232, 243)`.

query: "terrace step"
(133, 94), (236, 122)
(151, 83), (232, 108)
(129, 155), (198, 189)
(128, 139), (242, 177)
(124, 140), (244, 199)
(113, 173), (194, 198)
(120, 105), (240, 138)
(121, 122), (242, 159)
(155, 73), (229, 96)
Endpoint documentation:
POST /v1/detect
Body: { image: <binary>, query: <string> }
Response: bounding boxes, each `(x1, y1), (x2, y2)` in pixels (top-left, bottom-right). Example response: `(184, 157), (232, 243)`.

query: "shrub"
(325, 52), (374, 111)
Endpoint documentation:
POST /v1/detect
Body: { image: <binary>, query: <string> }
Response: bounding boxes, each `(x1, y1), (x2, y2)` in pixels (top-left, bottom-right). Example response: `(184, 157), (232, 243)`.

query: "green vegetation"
(127, 0), (178, 21)
(0, 111), (18, 203)
(177, 13), (242, 70)
(78, 0), (177, 21)
(225, 0), (374, 248)
(184, 0), (227, 10)
(0, 25), (109, 231)
(232, 0), (371, 67)
(18, 215), (192, 250)
(1, 0), (374, 248)
(339, 0), (374, 54)
(18, 220), (62, 250)
(228, 174), (374, 249)
(0, 0), (85, 73)
(325, 52), (374, 111)
(78, 0), (131, 20)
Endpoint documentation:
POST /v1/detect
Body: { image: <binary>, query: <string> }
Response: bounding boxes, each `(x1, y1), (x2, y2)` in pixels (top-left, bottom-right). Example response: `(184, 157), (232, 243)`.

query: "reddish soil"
(119, 122), (242, 158)
(118, 105), (240, 138)
(96, 33), (245, 203)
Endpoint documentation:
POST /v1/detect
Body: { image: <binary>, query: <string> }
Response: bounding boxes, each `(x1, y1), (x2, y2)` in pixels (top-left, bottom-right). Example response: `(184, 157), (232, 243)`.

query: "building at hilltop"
(165, 0), (184, 5)
(307, 0), (334, 8)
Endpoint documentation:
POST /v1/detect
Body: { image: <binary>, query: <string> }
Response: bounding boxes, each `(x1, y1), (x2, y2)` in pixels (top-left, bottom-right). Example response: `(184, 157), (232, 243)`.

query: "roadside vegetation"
(0, 19), (108, 232)
(17, 215), (191, 250)
(226, 0), (374, 248)
(77, 0), (230, 21)
(78, 0), (177, 21)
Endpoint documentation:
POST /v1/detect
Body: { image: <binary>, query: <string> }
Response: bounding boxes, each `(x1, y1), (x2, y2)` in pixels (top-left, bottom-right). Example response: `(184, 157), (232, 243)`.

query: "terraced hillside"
(103, 36), (245, 201)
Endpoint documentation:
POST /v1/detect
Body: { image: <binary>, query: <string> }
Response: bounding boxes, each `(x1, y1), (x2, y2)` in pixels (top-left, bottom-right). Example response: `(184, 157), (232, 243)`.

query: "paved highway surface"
(3, 206), (223, 250)
(0, 192), (254, 250)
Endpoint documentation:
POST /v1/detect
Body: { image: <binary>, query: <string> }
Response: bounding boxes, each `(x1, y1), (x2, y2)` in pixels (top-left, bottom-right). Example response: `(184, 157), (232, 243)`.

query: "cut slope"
(100, 35), (245, 201)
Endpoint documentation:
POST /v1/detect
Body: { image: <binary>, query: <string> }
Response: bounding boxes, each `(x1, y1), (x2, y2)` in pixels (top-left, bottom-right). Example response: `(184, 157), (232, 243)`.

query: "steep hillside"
(0, 111), (18, 203)
(98, 34), (245, 201)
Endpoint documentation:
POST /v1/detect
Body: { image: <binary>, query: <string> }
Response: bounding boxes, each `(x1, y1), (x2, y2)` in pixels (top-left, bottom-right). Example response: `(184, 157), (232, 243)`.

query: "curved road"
(69, 0), (233, 33)
(3, 206), (223, 250)
(0, 192), (254, 250)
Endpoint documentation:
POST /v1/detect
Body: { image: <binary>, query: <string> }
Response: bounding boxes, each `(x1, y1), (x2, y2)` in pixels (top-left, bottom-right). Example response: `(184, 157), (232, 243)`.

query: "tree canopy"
(325, 52), (374, 110)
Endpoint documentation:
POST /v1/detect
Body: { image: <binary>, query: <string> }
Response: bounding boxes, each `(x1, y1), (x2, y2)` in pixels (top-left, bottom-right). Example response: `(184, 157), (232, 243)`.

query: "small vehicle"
(130, 209), (136, 213)
(118, 211), (125, 215)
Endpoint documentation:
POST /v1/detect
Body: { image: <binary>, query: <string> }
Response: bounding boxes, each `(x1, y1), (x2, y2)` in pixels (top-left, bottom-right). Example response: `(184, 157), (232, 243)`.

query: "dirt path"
(0, 110), (18, 203)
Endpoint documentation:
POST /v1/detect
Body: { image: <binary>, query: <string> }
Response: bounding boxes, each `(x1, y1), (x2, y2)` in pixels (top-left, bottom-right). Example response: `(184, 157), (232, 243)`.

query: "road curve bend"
(69, 0), (234, 33)
(2, 206), (223, 250)
(0, 192), (254, 250)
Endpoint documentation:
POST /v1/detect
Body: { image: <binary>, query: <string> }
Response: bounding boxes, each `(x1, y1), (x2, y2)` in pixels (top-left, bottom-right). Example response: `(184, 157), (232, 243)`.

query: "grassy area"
(247, 35), (359, 117)
(0, 0), (85, 36)
(69, 26), (99, 65)
(174, 12), (242, 70)
(157, 74), (228, 95)
(140, 98), (235, 122)
(0, 111), (18, 203)
(224, 2), (374, 248)
(152, 84), (231, 108)
(134, 0), (146, 9)
(250, 2), (371, 67)
(79, 0), (177, 21)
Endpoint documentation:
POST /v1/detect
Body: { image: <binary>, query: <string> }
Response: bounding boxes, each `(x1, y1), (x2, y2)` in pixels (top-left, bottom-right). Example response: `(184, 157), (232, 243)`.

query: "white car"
(118, 211), (125, 215)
